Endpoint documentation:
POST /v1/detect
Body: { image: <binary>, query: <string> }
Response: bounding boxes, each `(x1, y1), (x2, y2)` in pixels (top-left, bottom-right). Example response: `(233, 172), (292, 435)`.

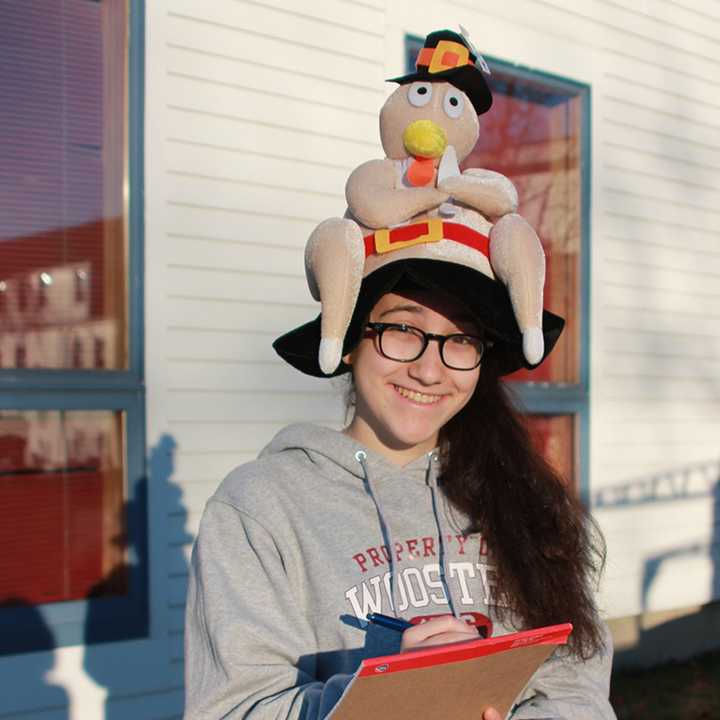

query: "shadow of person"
(0, 598), (69, 718)
(82, 434), (188, 719)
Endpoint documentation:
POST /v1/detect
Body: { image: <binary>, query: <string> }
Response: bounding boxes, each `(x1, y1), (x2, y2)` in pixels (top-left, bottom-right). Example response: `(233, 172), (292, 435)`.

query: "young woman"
(183, 257), (616, 719)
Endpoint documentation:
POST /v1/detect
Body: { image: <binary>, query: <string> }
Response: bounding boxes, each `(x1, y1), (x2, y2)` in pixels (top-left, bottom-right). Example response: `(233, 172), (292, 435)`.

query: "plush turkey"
(304, 28), (546, 375)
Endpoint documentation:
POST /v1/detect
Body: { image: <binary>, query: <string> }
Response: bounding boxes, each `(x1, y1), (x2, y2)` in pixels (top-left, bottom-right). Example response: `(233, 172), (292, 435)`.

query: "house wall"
(3, 1), (718, 718)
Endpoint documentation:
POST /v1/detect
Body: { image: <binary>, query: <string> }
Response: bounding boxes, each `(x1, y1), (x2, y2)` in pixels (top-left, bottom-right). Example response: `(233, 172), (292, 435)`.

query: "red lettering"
(367, 547), (385, 568)
(394, 541), (404, 562)
(456, 534), (468, 555)
(422, 536), (436, 557)
(406, 537), (419, 558)
(381, 545), (391, 562)
(479, 537), (488, 556)
(352, 553), (368, 573)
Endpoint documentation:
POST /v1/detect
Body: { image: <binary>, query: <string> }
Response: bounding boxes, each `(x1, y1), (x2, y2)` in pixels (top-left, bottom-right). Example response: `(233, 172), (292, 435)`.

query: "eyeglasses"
(365, 322), (490, 371)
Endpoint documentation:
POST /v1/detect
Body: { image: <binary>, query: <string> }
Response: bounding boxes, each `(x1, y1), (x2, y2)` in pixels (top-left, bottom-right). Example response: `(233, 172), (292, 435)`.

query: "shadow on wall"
(0, 600), (69, 719)
(594, 459), (720, 668)
(83, 434), (190, 719)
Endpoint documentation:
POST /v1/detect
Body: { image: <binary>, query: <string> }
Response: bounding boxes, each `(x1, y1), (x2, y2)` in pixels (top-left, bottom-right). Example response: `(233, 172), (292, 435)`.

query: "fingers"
(401, 615), (479, 652)
(482, 708), (503, 720)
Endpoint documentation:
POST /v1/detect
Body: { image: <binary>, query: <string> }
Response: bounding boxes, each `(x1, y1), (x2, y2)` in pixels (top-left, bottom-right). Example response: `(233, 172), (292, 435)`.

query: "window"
(0, 0), (145, 654)
(405, 37), (590, 496)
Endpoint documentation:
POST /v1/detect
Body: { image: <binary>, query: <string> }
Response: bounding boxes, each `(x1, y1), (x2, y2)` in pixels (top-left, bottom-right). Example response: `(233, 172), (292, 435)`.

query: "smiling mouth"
(392, 384), (445, 405)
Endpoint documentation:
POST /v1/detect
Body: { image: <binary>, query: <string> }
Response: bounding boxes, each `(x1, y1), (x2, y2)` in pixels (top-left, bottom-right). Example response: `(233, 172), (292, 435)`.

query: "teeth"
(394, 385), (442, 404)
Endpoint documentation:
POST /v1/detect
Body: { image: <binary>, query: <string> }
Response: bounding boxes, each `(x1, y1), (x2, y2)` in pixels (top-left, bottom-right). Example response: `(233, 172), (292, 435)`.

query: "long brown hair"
(439, 360), (606, 659)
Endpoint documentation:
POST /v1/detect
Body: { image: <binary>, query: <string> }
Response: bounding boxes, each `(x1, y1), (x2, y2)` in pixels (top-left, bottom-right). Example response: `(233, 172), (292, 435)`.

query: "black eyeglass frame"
(365, 322), (492, 371)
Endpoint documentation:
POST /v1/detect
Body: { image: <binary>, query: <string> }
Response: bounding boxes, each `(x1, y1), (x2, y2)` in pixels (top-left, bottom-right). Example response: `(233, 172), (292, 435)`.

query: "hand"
(482, 708), (502, 720)
(400, 614), (479, 652)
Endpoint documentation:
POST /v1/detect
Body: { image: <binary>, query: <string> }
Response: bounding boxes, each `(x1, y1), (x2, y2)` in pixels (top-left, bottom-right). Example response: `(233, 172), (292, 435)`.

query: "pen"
(365, 612), (413, 632)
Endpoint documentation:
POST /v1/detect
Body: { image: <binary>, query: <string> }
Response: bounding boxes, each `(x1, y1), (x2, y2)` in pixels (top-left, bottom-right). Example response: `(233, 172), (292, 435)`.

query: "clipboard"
(328, 623), (572, 720)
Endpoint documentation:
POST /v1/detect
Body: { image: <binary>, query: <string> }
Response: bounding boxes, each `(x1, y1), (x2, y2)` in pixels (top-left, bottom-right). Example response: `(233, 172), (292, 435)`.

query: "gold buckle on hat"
(427, 40), (471, 74)
(374, 218), (444, 254)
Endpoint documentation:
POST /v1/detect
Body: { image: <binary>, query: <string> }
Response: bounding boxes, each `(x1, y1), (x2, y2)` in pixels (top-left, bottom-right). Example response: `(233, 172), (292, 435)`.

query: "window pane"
(0, 410), (127, 605)
(467, 71), (583, 383)
(0, 1), (128, 369)
(526, 414), (576, 490)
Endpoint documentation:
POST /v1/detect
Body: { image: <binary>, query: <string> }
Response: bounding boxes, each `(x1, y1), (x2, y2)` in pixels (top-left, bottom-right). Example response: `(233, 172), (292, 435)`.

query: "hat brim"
(387, 65), (493, 115)
(273, 259), (564, 378)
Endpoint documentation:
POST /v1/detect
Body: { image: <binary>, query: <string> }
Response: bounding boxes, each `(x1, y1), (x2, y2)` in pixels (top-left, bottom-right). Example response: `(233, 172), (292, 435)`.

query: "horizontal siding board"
(599, 278), (720, 318)
(602, 96), (719, 148)
(166, 75), (376, 156)
(598, 372), (720, 400)
(169, 0), (385, 61)
(602, 118), (720, 166)
(166, 296), (316, 333)
(166, 329), (282, 362)
(602, 155), (720, 202)
(168, 360), (332, 393)
(167, 268), (307, 306)
(166, 45), (385, 114)
(167, 106), (380, 169)
(541, 0), (720, 58)
(600, 327), (720, 361)
(597, 420), (720, 446)
(166, 140), (353, 196)
(166, 16), (383, 92)
(168, 237), (305, 275)
(595, 214), (720, 258)
(595, 350), (720, 380)
(524, 0), (720, 73)
(165, 419), (332, 454)
(166, 206), (316, 251)
(166, 168), (346, 223)
(600, 306), (719, 340)
(602, 237), (720, 278)
(254, 0), (384, 29)
(602, 75), (720, 129)
(174, 451), (258, 485)
(167, 390), (344, 423)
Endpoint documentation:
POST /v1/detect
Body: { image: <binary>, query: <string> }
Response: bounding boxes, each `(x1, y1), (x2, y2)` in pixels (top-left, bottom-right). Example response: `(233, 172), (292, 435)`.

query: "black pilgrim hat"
(387, 29), (493, 115)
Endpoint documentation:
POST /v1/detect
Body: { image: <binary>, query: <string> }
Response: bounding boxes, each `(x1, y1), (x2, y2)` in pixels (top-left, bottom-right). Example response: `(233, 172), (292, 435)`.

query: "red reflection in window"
(466, 74), (583, 384)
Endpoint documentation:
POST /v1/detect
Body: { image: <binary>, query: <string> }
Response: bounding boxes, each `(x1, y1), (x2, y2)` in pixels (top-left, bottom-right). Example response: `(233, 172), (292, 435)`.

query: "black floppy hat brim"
(387, 65), (493, 115)
(273, 259), (564, 378)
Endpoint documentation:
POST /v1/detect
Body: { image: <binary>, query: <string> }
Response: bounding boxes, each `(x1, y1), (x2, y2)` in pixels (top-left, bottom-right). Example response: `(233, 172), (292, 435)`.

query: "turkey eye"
(443, 89), (465, 118)
(408, 82), (433, 107)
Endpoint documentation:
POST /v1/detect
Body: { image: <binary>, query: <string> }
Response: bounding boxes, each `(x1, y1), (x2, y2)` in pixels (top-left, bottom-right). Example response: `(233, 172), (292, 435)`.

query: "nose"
(407, 339), (445, 385)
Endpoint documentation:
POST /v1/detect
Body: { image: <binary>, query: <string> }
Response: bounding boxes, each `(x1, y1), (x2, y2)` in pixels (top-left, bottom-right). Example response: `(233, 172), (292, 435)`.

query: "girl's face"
(344, 290), (482, 465)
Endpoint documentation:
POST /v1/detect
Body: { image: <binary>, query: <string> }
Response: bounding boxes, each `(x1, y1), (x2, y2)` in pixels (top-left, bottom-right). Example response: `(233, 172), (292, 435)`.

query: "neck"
(343, 416), (438, 467)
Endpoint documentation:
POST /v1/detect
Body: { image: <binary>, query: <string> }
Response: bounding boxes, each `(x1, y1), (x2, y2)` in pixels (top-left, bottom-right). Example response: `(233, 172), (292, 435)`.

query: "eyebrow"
(378, 304), (481, 330)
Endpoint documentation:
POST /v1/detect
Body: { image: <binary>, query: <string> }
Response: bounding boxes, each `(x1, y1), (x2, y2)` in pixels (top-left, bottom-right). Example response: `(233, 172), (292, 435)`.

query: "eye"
(443, 88), (465, 118)
(408, 82), (433, 107)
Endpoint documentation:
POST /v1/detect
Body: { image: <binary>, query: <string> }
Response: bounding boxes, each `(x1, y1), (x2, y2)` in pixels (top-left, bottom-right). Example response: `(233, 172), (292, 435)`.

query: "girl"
(183, 256), (616, 719)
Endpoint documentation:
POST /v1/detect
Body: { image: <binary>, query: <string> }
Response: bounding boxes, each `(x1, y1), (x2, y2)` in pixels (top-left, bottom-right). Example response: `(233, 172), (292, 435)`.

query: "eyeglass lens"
(379, 325), (483, 369)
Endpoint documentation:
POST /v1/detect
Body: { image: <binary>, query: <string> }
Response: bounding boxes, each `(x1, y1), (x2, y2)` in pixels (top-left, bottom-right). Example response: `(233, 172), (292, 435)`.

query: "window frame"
(404, 35), (592, 502)
(0, 0), (147, 655)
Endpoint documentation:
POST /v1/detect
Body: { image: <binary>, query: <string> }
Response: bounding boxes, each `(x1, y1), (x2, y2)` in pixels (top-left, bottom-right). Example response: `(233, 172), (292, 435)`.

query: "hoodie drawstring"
(355, 449), (459, 620)
(354, 450), (401, 615)
(426, 452), (460, 618)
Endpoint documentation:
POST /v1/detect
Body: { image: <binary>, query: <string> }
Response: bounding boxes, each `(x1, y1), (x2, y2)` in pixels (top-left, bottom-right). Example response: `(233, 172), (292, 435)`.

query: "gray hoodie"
(184, 423), (616, 719)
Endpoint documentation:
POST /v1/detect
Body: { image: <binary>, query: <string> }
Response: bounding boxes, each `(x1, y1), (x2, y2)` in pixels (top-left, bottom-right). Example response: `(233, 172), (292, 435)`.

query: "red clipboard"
(328, 623), (572, 720)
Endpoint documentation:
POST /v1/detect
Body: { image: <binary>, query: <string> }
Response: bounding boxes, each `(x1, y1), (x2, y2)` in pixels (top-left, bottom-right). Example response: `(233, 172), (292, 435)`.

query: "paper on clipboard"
(328, 623), (572, 720)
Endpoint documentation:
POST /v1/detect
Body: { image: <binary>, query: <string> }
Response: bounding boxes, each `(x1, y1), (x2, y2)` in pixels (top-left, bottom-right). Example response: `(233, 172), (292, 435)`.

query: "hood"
(259, 422), (438, 488)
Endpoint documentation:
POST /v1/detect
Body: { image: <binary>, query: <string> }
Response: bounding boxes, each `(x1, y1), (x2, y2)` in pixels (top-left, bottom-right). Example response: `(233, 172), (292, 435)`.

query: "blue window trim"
(0, 0), (146, 656)
(404, 35), (592, 502)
